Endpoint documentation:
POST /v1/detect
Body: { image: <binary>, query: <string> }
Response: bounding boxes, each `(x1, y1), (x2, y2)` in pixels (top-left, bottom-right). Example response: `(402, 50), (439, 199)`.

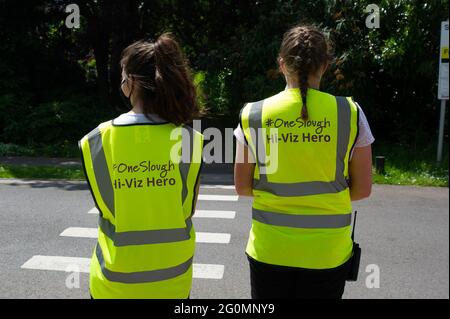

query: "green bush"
(0, 92), (111, 157)
(0, 143), (35, 157)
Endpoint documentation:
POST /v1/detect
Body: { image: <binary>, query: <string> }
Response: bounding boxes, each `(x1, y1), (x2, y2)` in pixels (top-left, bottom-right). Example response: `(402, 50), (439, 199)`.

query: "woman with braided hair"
(234, 24), (374, 299)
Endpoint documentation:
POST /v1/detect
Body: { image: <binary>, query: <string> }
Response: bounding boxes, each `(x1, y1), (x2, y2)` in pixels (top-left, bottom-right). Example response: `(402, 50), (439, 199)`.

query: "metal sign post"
(437, 20), (449, 163)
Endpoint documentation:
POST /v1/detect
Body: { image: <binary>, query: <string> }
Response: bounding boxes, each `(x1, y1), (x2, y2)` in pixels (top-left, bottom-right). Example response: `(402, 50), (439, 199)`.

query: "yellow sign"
(442, 47), (449, 60)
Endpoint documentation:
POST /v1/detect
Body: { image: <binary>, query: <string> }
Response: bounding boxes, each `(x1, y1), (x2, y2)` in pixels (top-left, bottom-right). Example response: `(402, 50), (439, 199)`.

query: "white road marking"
(60, 227), (97, 238)
(88, 208), (236, 219)
(21, 255), (91, 273)
(87, 208), (98, 214)
(196, 232), (231, 244)
(198, 194), (238, 201)
(21, 256), (224, 279)
(194, 210), (236, 219)
(193, 263), (224, 280)
(60, 227), (231, 244)
(200, 185), (235, 190)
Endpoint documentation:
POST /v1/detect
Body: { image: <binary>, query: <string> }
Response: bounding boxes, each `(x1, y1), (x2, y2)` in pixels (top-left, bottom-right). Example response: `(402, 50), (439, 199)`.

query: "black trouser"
(247, 254), (350, 299)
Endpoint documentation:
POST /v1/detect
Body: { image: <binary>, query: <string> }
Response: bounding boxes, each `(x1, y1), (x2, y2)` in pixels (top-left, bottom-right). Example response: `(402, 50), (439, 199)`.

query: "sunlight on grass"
(0, 164), (84, 180)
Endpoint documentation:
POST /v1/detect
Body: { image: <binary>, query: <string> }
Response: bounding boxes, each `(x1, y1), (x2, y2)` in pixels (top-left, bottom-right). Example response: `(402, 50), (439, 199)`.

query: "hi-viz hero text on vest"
(240, 88), (359, 269)
(79, 115), (203, 298)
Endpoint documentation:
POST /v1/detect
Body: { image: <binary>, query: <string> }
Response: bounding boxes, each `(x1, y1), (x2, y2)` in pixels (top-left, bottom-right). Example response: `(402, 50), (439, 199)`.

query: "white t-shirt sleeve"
(354, 102), (375, 148)
(234, 124), (247, 145)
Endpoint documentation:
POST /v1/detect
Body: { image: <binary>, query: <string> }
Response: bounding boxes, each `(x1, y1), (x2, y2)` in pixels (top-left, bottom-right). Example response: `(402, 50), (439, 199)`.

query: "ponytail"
(120, 33), (201, 126)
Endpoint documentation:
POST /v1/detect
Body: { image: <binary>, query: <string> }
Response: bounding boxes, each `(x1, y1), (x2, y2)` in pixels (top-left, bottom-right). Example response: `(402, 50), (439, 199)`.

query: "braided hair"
(279, 25), (333, 121)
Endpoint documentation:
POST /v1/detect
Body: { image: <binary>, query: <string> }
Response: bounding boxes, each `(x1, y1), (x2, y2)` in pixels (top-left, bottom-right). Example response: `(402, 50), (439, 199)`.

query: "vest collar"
(112, 113), (168, 126)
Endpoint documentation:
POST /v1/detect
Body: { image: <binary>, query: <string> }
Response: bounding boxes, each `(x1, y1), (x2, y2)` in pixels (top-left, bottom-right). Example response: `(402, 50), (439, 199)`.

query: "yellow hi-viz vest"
(240, 88), (359, 269)
(79, 115), (203, 298)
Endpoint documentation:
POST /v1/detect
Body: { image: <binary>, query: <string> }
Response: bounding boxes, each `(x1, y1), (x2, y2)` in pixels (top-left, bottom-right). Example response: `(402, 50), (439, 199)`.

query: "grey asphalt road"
(0, 179), (448, 299)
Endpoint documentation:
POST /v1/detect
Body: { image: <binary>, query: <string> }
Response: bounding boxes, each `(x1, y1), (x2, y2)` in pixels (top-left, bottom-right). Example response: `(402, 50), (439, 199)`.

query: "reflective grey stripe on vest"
(95, 243), (192, 283)
(248, 100), (268, 183)
(99, 215), (193, 246)
(179, 125), (194, 204)
(87, 127), (115, 216)
(253, 208), (352, 228)
(249, 96), (352, 197)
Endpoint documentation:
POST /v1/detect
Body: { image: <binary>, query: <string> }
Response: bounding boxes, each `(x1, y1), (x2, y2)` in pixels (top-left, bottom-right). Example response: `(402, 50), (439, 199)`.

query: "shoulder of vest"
(334, 95), (358, 112)
(98, 120), (113, 131)
(81, 120), (113, 142)
(346, 96), (359, 113)
(240, 102), (251, 113)
(239, 103), (248, 118)
(241, 98), (266, 114)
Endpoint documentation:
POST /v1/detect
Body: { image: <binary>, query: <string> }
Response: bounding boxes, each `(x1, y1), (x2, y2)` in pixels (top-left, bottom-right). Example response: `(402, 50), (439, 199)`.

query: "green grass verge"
(371, 142), (449, 187)
(0, 164), (85, 180)
(373, 166), (448, 187)
(0, 163), (448, 187)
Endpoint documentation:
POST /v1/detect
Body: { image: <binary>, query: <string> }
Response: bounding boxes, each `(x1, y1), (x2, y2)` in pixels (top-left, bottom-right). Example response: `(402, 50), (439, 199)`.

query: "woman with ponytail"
(80, 33), (203, 299)
(234, 25), (374, 299)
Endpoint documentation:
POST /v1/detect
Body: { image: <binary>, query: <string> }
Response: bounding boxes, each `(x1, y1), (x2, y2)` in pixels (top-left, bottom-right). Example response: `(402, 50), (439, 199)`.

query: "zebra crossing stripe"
(193, 263), (225, 280)
(197, 194), (238, 201)
(60, 227), (97, 238)
(196, 232), (230, 244)
(21, 256), (224, 279)
(194, 210), (236, 219)
(88, 208), (236, 219)
(200, 185), (235, 190)
(60, 227), (231, 244)
(21, 255), (91, 273)
(86, 195), (238, 211)
(87, 208), (98, 214)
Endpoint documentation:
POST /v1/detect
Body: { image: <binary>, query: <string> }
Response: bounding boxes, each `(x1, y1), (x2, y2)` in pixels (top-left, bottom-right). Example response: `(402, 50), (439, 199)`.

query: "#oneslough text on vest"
(265, 117), (332, 143)
(111, 160), (176, 190)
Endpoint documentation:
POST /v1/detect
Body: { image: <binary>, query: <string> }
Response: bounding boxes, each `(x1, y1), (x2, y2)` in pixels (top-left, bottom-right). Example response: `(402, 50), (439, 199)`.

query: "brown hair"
(278, 25), (333, 121)
(120, 33), (201, 125)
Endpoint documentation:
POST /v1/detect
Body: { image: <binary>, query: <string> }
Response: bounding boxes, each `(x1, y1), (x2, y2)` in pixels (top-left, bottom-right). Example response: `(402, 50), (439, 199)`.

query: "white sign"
(438, 21), (449, 100)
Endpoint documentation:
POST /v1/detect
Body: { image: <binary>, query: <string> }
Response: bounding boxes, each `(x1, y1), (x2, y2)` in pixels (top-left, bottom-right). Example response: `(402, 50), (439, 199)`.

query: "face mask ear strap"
(127, 78), (134, 99)
(121, 76), (134, 99)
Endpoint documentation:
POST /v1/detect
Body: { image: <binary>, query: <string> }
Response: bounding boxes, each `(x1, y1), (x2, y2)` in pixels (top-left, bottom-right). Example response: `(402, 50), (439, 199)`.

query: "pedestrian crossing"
(59, 227), (231, 244)
(21, 256), (226, 280)
(87, 207), (236, 219)
(198, 194), (239, 201)
(20, 186), (238, 282)
(194, 210), (236, 219)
